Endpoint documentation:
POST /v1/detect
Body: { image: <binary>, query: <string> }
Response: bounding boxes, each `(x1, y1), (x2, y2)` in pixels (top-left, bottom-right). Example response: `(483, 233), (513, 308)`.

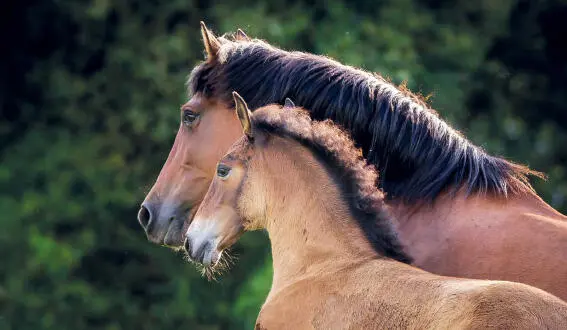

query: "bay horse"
(184, 93), (567, 329)
(139, 23), (567, 299)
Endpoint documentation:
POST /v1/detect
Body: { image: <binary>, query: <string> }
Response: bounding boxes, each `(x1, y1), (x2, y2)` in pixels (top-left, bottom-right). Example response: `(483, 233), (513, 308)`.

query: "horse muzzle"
(138, 201), (188, 247)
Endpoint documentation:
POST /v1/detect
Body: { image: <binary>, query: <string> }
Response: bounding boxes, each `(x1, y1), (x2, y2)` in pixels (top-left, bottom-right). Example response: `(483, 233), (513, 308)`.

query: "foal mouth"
(183, 239), (234, 280)
(184, 240), (221, 264)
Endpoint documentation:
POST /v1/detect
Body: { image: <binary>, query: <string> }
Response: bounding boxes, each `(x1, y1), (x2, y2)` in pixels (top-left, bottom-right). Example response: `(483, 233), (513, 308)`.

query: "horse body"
(185, 101), (567, 329)
(139, 24), (567, 299)
(258, 260), (567, 329)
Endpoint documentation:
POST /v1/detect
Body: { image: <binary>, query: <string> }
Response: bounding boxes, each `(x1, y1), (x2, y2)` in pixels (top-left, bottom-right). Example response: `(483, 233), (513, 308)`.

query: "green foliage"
(2, 0), (566, 328)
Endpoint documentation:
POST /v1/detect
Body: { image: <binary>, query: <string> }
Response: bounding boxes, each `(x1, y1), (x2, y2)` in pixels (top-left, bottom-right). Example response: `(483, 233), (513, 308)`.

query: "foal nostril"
(137, 204), (153, 230)
(184, 238), (192, 255)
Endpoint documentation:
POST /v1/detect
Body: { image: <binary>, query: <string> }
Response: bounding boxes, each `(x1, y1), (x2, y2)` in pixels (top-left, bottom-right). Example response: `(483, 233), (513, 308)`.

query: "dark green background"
(2, 0), (566, 328)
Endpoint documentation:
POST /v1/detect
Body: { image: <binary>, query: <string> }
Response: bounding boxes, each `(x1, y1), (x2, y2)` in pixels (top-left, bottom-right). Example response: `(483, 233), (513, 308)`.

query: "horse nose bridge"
(156, 142), (188, 183)
(144, 155), (184, 203)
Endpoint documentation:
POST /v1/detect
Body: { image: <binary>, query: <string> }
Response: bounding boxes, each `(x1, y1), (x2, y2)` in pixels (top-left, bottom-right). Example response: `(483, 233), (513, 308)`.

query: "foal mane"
(251, 105), (412, 264)
(188, 33), (543, 202)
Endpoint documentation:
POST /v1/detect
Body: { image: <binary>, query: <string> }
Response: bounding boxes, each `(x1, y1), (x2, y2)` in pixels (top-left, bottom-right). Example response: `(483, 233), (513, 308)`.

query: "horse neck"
(257, 142), (377, 288)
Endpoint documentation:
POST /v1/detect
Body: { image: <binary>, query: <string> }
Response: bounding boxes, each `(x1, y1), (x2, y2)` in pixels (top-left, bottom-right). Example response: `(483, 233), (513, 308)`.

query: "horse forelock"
(187, 36), (542, 203)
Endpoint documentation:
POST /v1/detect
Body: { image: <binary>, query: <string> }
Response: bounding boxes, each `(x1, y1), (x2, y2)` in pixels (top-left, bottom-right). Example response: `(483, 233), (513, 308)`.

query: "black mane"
(251, 105), (412, 263)
(188, 35), (542, 202)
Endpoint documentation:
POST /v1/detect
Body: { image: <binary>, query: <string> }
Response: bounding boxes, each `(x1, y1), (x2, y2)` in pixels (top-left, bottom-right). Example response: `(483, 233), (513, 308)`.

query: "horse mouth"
(162, 207), (197, 248)
(162, 225), (185, 248)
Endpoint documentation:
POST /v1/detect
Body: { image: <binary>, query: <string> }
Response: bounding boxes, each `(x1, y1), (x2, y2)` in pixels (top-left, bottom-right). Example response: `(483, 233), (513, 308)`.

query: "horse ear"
(200, 21), (221, 61)
(233, 92), (254, 139)
(284, 98), (295, 109)
(235, 28), (250, 41)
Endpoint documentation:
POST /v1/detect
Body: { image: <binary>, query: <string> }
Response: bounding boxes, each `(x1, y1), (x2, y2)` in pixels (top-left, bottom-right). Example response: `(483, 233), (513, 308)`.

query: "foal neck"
(258, 140), (378, 287)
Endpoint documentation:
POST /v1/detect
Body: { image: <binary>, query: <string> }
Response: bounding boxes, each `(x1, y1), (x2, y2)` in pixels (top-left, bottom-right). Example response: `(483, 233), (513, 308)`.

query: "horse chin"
(160, 223), (184, 248)
(162, 232), (184, 249)
(163, 208), (196, 248)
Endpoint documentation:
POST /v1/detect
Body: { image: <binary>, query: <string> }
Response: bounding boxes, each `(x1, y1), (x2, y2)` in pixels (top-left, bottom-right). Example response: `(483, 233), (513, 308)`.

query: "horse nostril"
(138, 205), (153, 230)
(184, 238), (192, 255)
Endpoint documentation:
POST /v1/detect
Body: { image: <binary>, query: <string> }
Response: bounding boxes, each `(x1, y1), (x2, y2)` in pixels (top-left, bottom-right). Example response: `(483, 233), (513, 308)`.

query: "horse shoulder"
(255, 280), (323, 330)
(255, 264), (385, 329)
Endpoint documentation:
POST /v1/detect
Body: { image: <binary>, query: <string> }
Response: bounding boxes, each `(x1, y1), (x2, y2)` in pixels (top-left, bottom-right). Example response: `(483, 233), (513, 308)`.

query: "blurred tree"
(1, 0), (566, 329)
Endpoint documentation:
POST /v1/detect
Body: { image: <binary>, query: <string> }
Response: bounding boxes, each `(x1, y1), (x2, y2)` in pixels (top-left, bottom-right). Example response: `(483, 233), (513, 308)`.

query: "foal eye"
(216, 164), (232, 179)
(182, 110), (199, 125)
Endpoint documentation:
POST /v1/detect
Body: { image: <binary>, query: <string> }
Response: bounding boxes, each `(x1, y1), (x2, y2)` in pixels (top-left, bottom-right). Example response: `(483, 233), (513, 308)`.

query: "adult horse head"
(137, 23), (251, 246)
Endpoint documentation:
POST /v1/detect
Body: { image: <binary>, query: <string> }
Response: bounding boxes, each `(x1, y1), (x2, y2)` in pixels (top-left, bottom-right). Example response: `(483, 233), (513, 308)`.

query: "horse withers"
(184, 94), (567, 329)
(139, 23), (567, 299)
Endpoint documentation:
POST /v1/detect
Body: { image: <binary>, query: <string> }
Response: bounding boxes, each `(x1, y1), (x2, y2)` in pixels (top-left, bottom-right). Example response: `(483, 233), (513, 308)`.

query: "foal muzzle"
(184, 235), (220, 266)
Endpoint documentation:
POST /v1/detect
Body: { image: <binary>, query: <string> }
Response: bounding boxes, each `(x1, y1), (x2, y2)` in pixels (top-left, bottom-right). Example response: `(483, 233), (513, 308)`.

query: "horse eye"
(217, 164), (231, 179)
(182, 110), (199, 125)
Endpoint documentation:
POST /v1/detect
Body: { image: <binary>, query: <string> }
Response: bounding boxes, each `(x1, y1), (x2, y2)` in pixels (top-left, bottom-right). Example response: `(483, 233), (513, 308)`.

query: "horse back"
(256, 260), (567, 329)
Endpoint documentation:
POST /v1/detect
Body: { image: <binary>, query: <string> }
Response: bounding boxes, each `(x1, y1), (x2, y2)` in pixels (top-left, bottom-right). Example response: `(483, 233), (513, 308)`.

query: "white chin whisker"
(202, 249), (213, 266)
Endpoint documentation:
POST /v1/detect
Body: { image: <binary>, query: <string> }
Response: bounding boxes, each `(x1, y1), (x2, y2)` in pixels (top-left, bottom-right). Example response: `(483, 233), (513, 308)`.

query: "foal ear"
(235, 28), (250, 41)
(200, 21), (221, 61)
(233, 92), (254, 139)
(284, 98), (295, 109)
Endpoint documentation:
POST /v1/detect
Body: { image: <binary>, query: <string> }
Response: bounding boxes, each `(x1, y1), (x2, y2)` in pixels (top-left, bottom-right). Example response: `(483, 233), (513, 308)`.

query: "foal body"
(185, 99), (567, 329)
(253, 137), (567, 330)
(258, 166), (567, 329)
